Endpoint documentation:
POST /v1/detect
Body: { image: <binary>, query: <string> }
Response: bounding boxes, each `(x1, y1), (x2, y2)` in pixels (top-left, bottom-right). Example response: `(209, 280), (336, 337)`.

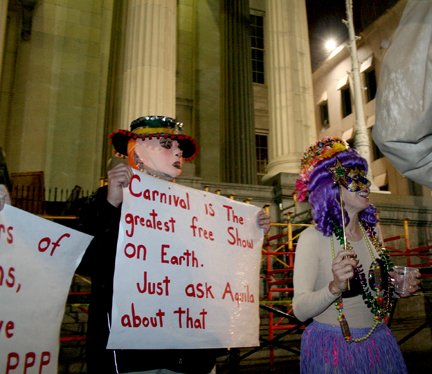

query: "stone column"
(262, 0), (315, 183)
(120, 0), (177, 126)
(221, 0), (257, 185)
(0, 0), (8, 83)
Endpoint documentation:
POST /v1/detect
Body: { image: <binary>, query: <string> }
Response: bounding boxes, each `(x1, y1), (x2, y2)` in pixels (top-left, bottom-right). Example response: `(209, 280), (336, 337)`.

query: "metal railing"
(10, 185), (93, 216)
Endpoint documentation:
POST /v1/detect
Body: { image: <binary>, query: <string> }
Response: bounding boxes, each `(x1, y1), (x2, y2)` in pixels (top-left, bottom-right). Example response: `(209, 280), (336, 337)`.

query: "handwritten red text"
(0, 320), (14, 338)
(222, 282), (255, 307)
(173, 307), (207, 329)
(222, 205), (244, 224)
(0, 224), (13, 244)
(190, 217), (214, 241)
(129, 174), (190, 210)
(204, 203), (215, 216)
(137, 271), (171, 296)
(5, 351), (50, 374)
(227, 228), (253, 248)
(38, 233), (70, 256)
(185, 283), (214, 299)
(124, 243), (146, 260)
(121, 303), (165, 328)
(125, 211), (176, 236)
(161, 245), (199, 267)
(0, 266), (20, 292)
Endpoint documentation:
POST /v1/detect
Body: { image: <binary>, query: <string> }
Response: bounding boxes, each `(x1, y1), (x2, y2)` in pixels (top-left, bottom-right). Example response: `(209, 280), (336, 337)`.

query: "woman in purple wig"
(293, 136), (419, 373)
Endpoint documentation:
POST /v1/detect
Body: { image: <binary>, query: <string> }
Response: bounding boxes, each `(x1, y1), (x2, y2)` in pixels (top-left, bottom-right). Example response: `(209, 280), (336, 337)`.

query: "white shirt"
(293, 226), (378, 328)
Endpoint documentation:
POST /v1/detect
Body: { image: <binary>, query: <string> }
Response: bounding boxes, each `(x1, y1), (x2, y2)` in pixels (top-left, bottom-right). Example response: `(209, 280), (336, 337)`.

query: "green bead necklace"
(330, 221), (394, 343)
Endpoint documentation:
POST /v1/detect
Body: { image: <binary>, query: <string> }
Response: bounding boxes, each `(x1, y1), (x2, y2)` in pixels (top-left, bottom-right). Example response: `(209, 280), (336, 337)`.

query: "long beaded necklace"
(330, 220), (394, 343)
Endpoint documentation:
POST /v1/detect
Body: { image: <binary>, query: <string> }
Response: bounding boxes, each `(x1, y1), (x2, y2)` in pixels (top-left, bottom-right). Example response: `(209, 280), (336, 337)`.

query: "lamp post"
(344, 0), (378, 191)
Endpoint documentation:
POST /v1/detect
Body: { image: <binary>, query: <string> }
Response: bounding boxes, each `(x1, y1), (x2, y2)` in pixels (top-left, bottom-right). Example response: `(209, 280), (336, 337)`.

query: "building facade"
(0, 0), (315, 194)
(1, 0), (432, 252)
(312, 0), (431, 197)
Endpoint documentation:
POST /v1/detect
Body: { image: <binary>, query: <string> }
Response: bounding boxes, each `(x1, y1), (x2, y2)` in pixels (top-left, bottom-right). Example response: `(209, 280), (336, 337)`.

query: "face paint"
(133, 137), (183, 180)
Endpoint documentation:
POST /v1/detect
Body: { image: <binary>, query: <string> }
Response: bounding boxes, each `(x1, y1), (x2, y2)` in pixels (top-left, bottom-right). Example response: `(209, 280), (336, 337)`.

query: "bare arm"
(293, 228), (358, 322)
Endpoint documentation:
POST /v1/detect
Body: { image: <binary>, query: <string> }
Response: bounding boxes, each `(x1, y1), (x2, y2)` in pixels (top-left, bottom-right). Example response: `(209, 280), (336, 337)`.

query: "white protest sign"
(107, 171), (264, 349)
(0, 205), (93, 374)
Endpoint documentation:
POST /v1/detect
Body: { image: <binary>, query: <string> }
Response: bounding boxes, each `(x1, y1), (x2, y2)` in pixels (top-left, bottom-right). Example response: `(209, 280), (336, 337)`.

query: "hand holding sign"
(92, 116), (267, 372)
(107, 163), (134, 207)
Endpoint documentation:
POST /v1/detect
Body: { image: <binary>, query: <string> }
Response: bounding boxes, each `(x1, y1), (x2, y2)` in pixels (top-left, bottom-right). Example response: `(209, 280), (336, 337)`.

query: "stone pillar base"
(262, 155), (301, 184)
(262, 172), (300, 222)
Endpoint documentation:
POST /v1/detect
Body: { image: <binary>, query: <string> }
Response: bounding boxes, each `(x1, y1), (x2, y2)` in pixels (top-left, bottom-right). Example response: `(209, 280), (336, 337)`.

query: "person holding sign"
(78, 116), (270, 374)
(292, 137), (419, 373)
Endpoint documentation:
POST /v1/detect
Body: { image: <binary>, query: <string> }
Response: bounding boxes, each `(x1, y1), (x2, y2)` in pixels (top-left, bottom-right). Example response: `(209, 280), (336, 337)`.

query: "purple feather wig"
(307, 148), (378, 237)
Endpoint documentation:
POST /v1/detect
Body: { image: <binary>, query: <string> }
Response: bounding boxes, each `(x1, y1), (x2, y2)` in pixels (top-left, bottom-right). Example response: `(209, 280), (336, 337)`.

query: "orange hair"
(127, 138), (140, 171)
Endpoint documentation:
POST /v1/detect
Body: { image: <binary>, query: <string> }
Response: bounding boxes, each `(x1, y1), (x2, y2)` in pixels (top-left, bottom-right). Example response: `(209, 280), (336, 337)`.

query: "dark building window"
(364, 68), (377, 102)
(251, 14), (264, 84)
(408, 180), (423, 196)
(256, 133), (268, 182)
(341, 85), (352, 117)
(320, 101), (329, 129)
(372, 139), (384, 160)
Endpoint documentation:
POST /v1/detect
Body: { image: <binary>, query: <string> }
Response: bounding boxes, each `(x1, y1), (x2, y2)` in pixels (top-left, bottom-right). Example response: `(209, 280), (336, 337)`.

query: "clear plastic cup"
(393, 266), (420, 296)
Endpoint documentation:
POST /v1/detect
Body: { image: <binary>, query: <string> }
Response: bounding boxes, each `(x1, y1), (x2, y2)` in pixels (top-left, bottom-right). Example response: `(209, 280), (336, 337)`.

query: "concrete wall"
(0, 0), (114, 192)
(371, 192), (432, 260)
(175, 0), (268, 182)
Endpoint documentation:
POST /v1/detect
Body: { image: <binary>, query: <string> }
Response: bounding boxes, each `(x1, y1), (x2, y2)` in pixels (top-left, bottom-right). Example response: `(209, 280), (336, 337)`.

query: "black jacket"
(77, 186), (219, 373)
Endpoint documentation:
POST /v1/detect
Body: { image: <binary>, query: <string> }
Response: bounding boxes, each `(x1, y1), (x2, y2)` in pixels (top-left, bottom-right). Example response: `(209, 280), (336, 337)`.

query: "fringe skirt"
(300, 320), (408, 374)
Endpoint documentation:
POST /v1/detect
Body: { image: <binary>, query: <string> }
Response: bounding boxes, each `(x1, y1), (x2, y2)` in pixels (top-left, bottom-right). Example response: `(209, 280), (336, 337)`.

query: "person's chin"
(168, 167), (182, 178)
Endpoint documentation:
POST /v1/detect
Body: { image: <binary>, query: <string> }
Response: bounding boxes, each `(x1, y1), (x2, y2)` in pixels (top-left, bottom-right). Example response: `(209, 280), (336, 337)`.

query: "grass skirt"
(300, 320), (408, 374)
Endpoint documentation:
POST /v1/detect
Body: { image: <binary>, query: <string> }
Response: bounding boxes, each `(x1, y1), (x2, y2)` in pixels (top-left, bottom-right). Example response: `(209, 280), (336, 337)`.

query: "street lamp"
(325, 39), (337, 52)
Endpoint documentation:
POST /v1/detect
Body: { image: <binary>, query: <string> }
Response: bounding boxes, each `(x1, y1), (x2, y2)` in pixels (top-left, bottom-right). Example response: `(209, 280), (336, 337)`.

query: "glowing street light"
(325, 39), (337, 51)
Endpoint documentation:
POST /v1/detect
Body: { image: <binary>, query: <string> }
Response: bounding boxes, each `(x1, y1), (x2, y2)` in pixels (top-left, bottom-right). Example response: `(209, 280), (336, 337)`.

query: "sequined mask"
(327, 159), (371, 192)
(344, 167), (370, 192)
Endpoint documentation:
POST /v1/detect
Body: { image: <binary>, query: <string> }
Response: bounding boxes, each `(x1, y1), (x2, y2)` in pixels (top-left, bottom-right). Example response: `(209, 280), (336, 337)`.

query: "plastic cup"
(393, 266), (420, 296)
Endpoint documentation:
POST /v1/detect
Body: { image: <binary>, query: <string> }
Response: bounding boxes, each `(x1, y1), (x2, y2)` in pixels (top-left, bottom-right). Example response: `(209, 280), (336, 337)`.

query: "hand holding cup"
(391, 266), (421, 297)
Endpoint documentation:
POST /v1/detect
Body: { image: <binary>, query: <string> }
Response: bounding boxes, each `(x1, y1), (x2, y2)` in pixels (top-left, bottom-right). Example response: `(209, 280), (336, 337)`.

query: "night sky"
(306, 0), (400, 71)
